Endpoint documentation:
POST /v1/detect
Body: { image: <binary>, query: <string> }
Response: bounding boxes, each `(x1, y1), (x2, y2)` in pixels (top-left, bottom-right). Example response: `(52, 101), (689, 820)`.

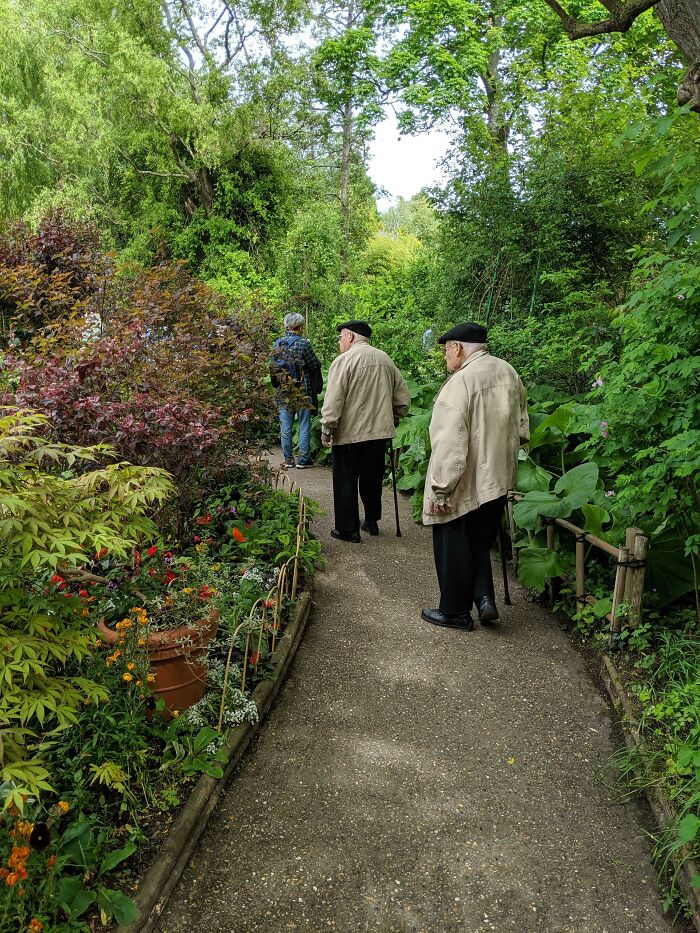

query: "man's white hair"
(284, 312), (305, 330)
(456, 341), (486, 354)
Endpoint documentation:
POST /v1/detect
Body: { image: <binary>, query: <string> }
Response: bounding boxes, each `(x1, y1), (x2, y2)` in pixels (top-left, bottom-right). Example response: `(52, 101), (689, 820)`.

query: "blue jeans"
(279, 406), (312, 465)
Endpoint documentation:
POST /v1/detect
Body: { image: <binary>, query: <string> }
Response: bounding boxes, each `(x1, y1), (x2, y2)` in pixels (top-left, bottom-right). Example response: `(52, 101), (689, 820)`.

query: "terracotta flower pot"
(97, 608), (220, 720)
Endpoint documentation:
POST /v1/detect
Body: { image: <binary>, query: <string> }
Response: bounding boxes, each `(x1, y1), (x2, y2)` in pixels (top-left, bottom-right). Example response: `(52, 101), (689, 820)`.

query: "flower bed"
(0, 447), (319, 933)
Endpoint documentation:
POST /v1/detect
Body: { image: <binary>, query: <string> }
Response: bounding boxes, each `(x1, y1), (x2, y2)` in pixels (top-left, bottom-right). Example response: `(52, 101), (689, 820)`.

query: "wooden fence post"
(546, 522), (556, 607)
(609, 545), (630, 644)
(623, 527), (642, 602)
(627, 531), (649, 630)
(575, 535), (586, 609)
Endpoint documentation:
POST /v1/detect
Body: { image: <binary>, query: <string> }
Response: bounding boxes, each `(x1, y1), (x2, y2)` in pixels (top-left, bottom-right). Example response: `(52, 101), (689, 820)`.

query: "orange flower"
(232, 527), (246, 543)
(126, 662), (136, 671)
(47, 855), (57, 869)
(195, 513), (212, 525)
(0, 868), (8, 879)
(172, 709), (180, 717)
(122, 673), (133, 682)
(28, 920), (44, 932)
(57, 801), (70, 813)
(16, 820), (33, 838)
(5, 872), (19, 886)
(137, 638), (146, 647)
(9, 845), (30, 868)
(249, 652), (261, 666)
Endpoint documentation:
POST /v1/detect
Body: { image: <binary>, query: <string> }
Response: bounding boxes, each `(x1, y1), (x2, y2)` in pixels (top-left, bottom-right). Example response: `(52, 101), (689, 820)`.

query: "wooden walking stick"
(499, 520), (512, 606)
(388, 440), (402, 538)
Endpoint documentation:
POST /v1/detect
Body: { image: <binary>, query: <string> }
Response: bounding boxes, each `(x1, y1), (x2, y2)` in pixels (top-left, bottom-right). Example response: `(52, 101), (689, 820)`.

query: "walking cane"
(499, 520), (512, 606)
(388, 440), (402, 538)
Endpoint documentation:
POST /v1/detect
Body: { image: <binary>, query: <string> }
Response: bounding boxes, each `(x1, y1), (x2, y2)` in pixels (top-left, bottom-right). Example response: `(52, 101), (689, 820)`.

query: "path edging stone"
(117, 591), (313, 933)
(600, 652), (700, 930)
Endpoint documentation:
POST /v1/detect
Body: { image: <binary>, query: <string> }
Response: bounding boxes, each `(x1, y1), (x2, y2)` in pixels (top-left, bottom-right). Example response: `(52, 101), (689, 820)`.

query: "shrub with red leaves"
(3, 215), (273, 489)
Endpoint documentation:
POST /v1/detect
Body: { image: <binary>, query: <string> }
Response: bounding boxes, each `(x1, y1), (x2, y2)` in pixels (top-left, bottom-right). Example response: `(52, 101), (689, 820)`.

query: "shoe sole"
(296, 464), (313, 469)
(479, 615), (500, 625)
(361, 524), (379, 536)
(421, 610), (474, 631)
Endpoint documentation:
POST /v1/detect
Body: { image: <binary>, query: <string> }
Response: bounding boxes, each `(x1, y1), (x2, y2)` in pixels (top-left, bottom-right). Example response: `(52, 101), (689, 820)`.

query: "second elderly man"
(321, 320), (410, 542)
(422, 322), (529, 630)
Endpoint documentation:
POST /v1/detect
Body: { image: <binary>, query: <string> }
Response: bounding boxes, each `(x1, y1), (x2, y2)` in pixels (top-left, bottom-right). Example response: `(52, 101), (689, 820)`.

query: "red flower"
(96, 547), (107, 559)
(195, 513), (212, 526)
(146, 546), (158, 557)
(164, 571), (176, 585)
(134, 550), (142, 565)
(198, 585), (212, 598)
(232, 528), (246, 543)
(249, 652), (261, 666)
(50, 575), (63, 584)
(79, 589), (88, 598)
(193, 536), (201, 543)
(148, 568), (156, 577)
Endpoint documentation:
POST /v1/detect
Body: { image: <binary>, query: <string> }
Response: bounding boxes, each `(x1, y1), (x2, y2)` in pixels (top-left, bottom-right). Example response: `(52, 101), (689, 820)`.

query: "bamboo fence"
(507, 491), (649, 645)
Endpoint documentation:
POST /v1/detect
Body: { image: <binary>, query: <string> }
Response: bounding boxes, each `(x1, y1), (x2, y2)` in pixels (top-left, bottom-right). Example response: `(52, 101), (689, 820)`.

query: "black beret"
(437, 322), (487, 345)
(337, 319), (372, 338)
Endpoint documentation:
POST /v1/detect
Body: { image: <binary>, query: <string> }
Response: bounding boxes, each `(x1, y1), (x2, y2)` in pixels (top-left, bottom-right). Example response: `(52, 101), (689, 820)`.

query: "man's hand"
(321, 432), (332, 448)
(428, 498), (454, 515)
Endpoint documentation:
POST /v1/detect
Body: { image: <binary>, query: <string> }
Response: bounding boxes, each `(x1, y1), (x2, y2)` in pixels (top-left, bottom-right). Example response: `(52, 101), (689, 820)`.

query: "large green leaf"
(581, 504), (611, 538)
(513, 491), (572, 530)
(517, 457), (552, 493)
(554, 461), (599, 507)
(527, 405), (573, 452)
(98, 887), (138, 925)
(58, 876), (95, 918)
(101, 841), (137, 873)
(518, 546), (567, 592)
(646, 528), (696, 605)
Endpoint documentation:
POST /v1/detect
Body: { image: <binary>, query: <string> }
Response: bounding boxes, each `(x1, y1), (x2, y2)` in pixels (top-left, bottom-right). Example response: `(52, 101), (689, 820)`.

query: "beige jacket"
(422, 350), (529, 525)
(321, 341), (411, 445)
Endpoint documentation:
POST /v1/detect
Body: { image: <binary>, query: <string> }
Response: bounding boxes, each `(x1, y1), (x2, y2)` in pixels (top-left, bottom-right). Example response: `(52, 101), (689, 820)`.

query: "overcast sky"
(368, 110), (452, 211)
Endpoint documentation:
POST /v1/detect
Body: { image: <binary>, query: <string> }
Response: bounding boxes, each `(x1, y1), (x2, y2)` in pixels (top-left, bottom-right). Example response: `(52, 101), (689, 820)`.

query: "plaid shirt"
(274, 332), (321, 406)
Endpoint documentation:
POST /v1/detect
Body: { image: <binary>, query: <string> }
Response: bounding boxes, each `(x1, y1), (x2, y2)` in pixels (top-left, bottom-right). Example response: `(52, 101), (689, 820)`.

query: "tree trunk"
(656, 0), (700, 110)
(340, 95), (352, 281)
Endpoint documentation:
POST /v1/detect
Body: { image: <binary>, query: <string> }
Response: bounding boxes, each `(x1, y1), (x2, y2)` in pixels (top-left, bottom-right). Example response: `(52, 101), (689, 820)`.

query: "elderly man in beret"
(321, 320), (411, 542)
(422, 322), (529, 630)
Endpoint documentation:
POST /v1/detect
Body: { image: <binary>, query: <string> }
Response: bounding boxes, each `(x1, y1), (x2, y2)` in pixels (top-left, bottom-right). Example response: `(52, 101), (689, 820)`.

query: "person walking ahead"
(270, 312), (322, 469)
(321, 320), (410, 542)
(422, 322), (529, 630)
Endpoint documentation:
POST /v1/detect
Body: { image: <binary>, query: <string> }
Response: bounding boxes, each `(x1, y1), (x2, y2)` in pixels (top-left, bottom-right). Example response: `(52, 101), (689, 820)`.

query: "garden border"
(600, 652), (700, 930)
(117, 590), (313, 933)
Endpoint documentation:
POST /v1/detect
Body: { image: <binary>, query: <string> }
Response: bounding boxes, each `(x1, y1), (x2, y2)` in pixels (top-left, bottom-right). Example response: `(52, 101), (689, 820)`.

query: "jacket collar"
(455, 348), (488, 373)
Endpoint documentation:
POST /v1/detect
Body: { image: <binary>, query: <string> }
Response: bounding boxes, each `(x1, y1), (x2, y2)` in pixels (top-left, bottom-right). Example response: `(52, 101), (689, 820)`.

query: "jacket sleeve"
(320, 356), (348, 435)
(519, 379), (530, 446)
(392, 366), (412, 418)
(428, 397), (469, 503)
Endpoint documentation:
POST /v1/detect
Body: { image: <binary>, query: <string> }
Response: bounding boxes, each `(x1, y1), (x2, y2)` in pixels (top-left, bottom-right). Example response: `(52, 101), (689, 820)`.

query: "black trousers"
(331, 439), (387, 534)
(432, 496), (507, 616)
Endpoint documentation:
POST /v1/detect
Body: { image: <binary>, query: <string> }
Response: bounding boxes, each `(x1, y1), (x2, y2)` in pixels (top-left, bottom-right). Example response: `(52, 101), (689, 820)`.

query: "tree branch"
(543, 0), (660, 39)
(179, 0), (208, 57)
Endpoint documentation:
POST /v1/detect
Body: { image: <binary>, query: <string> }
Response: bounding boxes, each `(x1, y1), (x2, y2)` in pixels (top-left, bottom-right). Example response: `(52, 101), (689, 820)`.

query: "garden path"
(156, 455), (685, 933)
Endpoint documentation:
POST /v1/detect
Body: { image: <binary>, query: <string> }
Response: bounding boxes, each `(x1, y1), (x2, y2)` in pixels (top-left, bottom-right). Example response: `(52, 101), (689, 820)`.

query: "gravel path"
(157, 457), (683, 933)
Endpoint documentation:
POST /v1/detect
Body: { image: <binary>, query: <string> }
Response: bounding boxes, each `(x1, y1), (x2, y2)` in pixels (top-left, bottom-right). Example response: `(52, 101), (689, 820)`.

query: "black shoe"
(330, 529), (361, 543)
(476, 596), (499, 624)
(421, 608), (474, 631)
(361, 519), (379, 536)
